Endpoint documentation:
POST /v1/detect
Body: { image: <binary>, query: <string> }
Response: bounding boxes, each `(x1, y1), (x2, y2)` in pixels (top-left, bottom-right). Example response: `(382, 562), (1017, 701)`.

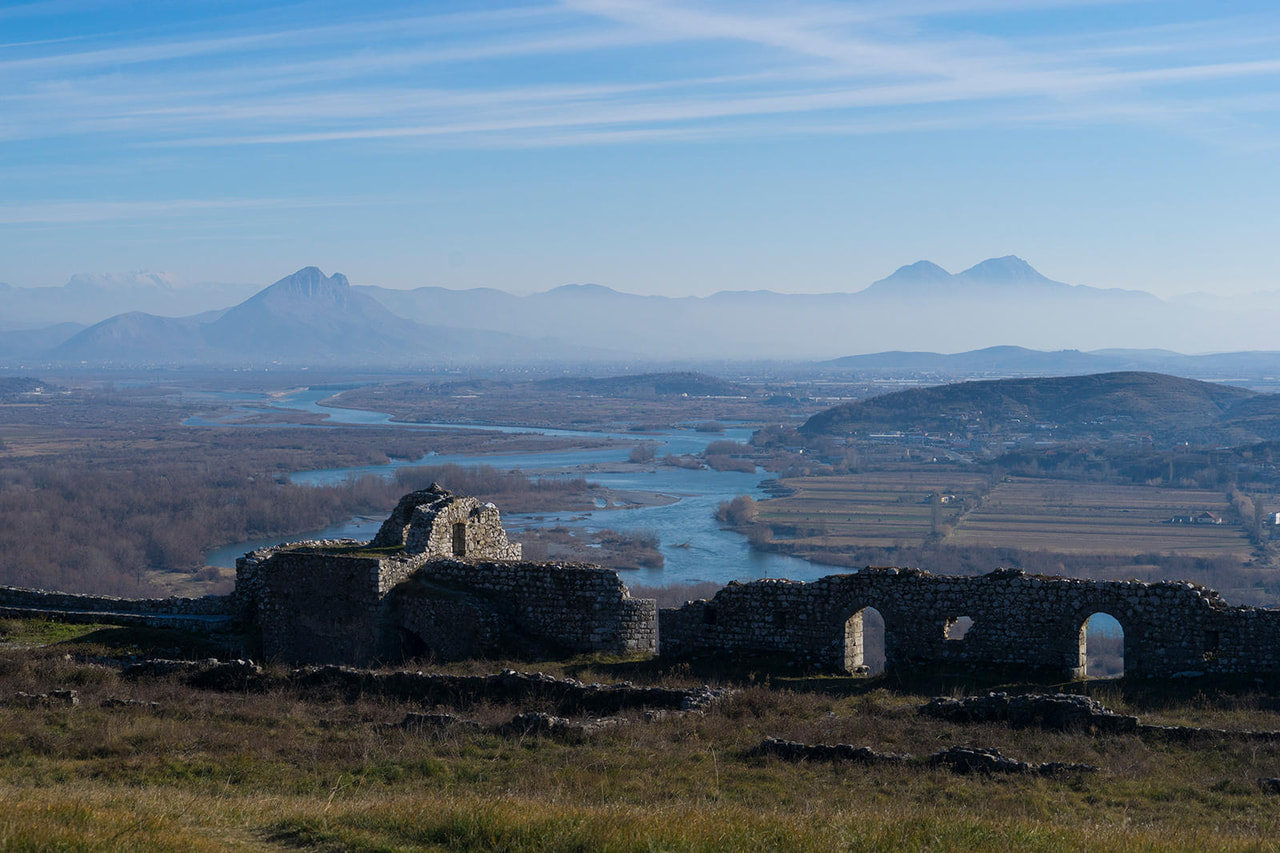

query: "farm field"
(754, 470), (993, 548)
(948, 479), (1255, 557)
(757, 472), (1259, 559)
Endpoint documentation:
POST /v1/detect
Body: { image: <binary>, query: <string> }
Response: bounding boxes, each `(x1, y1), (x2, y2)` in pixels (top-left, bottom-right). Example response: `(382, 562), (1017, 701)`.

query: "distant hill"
(0, 322), (84, 358)
(800, 372), (1276, 445)
(47, 267), (610, 366)
(360, 255), (1250, 359)
(538, 372), (752, 398)
(0, 376), (58, 399)
(820, 346), (1280, 381)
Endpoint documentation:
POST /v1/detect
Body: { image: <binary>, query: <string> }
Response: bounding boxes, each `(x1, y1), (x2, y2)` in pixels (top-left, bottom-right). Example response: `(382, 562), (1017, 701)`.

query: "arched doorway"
(1079, 612), (1124, 678)
(843, 607), (886, 675)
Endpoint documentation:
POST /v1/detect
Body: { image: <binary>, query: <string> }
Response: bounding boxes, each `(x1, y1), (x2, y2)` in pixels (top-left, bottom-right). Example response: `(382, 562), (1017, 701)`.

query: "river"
(202, 387), (839, 587)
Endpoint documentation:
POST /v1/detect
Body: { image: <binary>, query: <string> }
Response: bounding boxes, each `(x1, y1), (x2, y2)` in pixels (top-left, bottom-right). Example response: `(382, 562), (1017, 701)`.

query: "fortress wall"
(403, 558), (656, 655)
(659, 568), (1279, 678)
(251, 551), (386, 665)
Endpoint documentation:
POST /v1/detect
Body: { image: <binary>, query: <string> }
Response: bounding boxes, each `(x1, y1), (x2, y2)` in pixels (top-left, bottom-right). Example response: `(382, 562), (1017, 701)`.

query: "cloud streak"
(2, 0), (1278, 153)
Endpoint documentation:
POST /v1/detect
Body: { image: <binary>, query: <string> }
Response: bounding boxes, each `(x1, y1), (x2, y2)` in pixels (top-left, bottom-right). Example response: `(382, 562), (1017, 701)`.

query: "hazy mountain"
(821, 346), (1280, 384)
(12, 256), (1280, 365)
(52, 313), (211, 363)
(45, 267), (610, 366)
(1, 271), (260, 330)
(0, 322), (85, 358)
(800, 372), (1273, 445)
(361, 256), (1245, 359)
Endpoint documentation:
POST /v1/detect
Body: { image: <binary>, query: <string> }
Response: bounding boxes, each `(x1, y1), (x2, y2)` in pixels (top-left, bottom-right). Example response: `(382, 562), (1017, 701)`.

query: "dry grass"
(4, 628), (1280, 851)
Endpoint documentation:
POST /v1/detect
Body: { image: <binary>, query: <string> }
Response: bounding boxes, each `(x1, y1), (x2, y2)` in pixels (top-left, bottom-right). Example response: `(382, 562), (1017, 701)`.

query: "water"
(200, 387), (840, 586)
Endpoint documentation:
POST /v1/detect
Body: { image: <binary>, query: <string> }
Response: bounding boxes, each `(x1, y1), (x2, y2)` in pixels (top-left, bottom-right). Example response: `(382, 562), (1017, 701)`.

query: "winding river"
(203, 387), (840, 587)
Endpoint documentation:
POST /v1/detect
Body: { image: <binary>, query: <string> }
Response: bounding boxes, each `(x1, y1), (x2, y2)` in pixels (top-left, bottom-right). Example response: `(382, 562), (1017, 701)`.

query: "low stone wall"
(0, 586), (234, 631)
(658, 568), (1280, 678)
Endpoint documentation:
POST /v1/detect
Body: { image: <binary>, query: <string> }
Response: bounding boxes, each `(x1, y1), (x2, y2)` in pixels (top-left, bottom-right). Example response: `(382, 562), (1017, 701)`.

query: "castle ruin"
(234, 485), (657, 665)
(4, 486), (1280, 679)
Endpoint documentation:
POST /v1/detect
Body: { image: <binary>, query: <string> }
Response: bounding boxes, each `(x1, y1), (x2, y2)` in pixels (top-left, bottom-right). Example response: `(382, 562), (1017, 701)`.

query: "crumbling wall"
(370, 485), (521, 560)
(659, 567), (1280, 678)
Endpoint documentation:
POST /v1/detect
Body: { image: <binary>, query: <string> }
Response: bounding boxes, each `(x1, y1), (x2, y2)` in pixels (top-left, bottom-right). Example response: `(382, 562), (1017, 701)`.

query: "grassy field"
(757, 473), (1257, 558)
(5, 620), (1280, 851)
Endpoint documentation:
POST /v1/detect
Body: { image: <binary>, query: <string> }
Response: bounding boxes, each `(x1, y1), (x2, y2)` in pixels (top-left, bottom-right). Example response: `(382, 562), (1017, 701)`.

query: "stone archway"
(843, 606), (886, 675)
(1079, 612), (1125, 678)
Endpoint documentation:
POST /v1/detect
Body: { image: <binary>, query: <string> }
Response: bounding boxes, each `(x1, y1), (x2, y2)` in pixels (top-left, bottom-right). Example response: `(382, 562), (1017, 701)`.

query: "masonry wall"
(0, 586), (233, 631)
(250, 551), (388, 665)
(241, 545), (657, 665)
(659, 567), (1280, 678)
(401, 558), (657, 656)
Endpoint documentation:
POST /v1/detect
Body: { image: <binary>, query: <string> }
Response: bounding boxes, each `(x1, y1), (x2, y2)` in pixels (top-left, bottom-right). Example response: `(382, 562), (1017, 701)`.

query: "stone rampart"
(658, 567), (1280, 678)
(405, 557), (657, 655)
(0, 586), (233, 631)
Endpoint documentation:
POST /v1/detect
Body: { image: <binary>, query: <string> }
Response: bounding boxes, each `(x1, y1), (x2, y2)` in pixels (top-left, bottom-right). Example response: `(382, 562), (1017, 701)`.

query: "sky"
(2, 0), (1279, 297)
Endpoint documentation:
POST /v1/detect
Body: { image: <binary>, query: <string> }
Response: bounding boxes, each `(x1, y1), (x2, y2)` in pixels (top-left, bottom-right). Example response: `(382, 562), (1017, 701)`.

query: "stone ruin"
(8, 484), (1280, 679)
(368, 487), (522, 559)
(234, 485), (656, 665)
(658, 566), (1280, 678)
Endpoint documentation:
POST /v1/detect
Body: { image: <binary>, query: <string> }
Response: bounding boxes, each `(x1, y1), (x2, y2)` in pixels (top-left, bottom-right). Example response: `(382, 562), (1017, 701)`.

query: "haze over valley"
(6, 256), (1280, 367)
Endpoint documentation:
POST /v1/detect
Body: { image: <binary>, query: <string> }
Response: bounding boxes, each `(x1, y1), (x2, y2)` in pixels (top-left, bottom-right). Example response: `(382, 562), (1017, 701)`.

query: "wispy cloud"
(2, 0), (1278, 152)
(0, 196), (367, 225)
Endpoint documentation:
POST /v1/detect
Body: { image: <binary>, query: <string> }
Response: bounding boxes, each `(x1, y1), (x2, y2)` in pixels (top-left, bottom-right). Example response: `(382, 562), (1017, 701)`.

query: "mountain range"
(2, 257), (1277, 366)
(41, 268), (603, 366)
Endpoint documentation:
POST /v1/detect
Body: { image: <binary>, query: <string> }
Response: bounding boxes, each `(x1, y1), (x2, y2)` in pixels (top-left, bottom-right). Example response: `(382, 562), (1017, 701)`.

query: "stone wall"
(243, 548), (657, 665)
(246, 550), (389, 665)
(659, 567), (1280, 678)
(0, 586), (233, 631)
(404, 557), (657, 656)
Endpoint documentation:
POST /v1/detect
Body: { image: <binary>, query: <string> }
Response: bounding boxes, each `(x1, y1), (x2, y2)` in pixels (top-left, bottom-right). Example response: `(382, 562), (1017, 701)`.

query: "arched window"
(1079, 612), (1124, 678)
(843, 606), (886, 675)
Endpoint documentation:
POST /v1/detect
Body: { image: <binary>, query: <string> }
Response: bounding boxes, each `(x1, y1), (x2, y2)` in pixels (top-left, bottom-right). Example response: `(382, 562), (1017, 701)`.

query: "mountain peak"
(268, 267), (350, 299)
(957, 256), (1057, 285)
(65, 271), (181, 292)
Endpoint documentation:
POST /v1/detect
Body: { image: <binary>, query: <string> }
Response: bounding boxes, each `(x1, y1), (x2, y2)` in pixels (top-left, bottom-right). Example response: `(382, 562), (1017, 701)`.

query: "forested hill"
(799, 372), (1279, 444)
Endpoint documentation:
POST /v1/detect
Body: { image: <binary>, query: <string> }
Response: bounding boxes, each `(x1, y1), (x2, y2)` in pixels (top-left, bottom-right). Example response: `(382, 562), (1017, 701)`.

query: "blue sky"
(2, 0), (1278, 296)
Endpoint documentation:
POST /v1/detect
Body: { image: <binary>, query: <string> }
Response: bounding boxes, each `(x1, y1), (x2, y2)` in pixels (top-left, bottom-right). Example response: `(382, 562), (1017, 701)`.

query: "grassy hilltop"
(4, 620), (1280, 852)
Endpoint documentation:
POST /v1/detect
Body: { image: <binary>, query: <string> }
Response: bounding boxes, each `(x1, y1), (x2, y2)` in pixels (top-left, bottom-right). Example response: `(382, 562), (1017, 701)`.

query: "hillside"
(800, 372), (1271, 444)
